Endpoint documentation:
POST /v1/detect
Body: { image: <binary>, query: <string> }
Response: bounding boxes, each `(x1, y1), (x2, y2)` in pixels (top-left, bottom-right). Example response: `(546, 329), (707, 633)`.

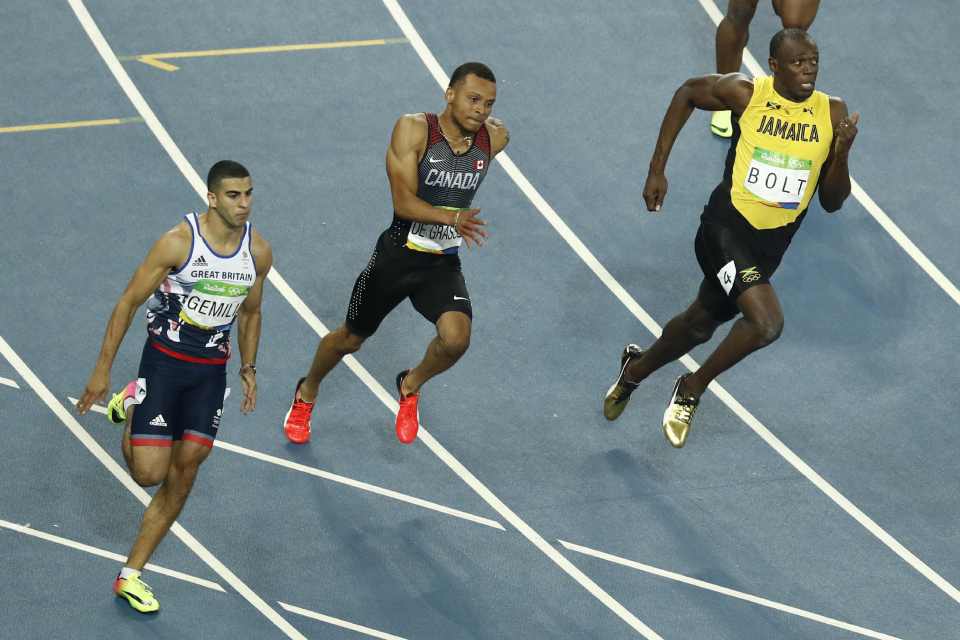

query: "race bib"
(717, 260), (736, 295)
(406, 207), (463, 255)
(743, 148), (811, 210)
(179, 279), (248, 329)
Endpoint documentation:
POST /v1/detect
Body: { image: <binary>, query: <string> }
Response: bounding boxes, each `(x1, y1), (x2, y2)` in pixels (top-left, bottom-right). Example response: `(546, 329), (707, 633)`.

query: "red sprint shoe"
(395, 370), (420, 444)
(283, 377), (314, 444)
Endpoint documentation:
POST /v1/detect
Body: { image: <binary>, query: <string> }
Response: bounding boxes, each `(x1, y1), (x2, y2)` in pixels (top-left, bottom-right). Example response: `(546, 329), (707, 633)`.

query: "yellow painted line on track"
(0, 117), (143, 134)
(121, 37), (408, 72)
(138, 57), (179, 71)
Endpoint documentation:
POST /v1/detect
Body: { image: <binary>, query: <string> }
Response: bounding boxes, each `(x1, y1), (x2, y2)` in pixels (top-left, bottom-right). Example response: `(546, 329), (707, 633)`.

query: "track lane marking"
(0, 519), (224, 592)
(66, 397), (505, 531)
(561, 539), (904, 640)
(119, 37), (408, 72)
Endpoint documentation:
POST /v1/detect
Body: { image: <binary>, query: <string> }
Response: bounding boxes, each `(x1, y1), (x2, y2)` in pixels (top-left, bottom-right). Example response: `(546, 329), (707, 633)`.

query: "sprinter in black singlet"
(283, 62), (509, 445)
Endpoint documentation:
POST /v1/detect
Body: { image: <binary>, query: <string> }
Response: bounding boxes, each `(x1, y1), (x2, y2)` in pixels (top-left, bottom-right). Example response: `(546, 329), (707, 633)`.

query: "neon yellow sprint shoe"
(710, 110), (733, 138)
(106, 380), (143, 424)
(114, 572), (159, 613)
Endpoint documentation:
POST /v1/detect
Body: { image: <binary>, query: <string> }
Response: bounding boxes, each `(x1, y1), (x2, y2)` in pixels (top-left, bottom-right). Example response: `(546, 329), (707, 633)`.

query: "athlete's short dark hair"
(207, 160), (250, 191)
(770, 28), (814, 58)
(449, 62), (496, 88)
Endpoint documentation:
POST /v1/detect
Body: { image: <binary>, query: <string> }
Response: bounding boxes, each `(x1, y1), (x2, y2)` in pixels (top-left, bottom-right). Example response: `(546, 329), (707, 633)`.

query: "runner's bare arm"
(650, 73), (753, 173)
(644, 74), (754, 212)
(818, 96), (858, 212)
(76, 224), (190, 414)
(386, 114), (462, 226)
(235, 231), (273, 414)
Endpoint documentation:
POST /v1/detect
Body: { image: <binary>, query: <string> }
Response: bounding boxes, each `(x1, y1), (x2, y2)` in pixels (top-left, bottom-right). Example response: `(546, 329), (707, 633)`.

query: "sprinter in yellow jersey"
(603, 29), (858, 448)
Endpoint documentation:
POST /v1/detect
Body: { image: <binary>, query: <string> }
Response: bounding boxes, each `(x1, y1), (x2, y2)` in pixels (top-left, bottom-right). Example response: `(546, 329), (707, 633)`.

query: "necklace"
(439, 121), (471, 149)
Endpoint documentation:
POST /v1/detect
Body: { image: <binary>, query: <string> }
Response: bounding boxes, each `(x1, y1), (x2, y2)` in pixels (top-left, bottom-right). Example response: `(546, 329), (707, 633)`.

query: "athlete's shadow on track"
(280, 415), (410, 467)
(602, 448), (827, 638)
(305, 477), (590, 639)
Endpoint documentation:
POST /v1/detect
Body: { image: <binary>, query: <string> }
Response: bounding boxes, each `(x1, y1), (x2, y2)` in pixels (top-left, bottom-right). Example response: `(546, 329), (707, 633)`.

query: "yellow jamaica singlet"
(728, 75), (833, 229)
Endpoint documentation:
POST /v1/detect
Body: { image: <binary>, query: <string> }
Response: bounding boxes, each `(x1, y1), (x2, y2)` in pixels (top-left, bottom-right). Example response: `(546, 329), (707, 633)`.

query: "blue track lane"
(1, 2), (958, 638)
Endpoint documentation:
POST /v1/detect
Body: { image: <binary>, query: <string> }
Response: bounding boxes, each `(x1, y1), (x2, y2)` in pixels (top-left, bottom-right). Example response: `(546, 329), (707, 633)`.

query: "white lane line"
(695, 0), (960, 307)
(279, 602), (408, 640)
(66, 398), (502, 530)
(0, 519), (224, 592)
(67, 397), (504, 531)
(380, 3), (662, 639)
(384, 0), (960, 608)
(0, 375), (20, 388)
(65, 0), (663, 634)
(559, 540), (904, 640)
(2, 334), (304, 638)
(215, 440), (505, 530)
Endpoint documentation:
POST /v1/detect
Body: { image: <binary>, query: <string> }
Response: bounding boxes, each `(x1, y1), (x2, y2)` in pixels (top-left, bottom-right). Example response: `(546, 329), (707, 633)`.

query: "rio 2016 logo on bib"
(179, 279), (249, 329)
(744, 147), (812, 209)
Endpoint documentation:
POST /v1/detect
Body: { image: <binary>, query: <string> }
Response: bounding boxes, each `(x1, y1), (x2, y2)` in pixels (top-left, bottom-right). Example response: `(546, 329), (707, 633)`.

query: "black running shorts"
(129, 340), (227, 448)
(345, 233), (472, 338)
(694, 220), (786, 323)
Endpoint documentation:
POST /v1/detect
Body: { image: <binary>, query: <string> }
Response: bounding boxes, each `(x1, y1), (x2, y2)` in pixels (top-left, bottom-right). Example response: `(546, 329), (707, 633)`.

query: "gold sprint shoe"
(662, 374), (699, 448)
(603, 344), (644, 421)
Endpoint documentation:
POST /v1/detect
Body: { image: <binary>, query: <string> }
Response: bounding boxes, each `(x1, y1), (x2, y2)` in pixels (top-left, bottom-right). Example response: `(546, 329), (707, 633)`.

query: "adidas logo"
(191, 255), (209, 267)
(149, 414), (168, 427)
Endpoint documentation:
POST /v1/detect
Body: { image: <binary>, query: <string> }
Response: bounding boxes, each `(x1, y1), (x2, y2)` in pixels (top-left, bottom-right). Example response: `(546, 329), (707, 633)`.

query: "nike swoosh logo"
(453, 296), (470, 302)
(429, 157), (444, 164)
(711, 125), (730, 134)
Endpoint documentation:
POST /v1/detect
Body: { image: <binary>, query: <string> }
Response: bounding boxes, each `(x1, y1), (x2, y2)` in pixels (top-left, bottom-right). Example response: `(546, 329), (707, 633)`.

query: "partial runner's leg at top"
(772, 0), (820, 31)
(712, 0), (820, 136)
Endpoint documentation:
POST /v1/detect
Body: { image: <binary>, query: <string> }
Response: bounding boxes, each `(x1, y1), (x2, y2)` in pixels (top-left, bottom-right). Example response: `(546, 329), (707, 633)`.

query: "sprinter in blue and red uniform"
(283, 62), (509, 445)
(77, 161), (273, 612)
